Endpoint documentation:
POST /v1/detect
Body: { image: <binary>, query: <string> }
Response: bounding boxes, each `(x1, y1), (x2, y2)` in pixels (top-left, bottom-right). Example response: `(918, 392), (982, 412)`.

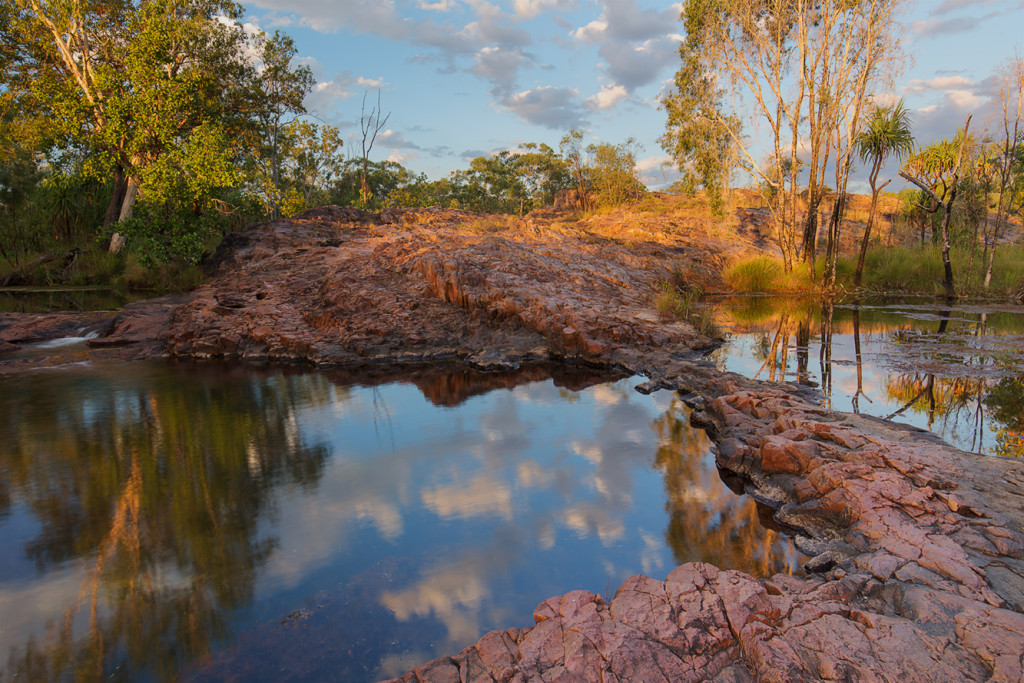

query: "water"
(708, 298), (1024, 458)
(0, 288), (137, 313)
(0, 360), (800, 682)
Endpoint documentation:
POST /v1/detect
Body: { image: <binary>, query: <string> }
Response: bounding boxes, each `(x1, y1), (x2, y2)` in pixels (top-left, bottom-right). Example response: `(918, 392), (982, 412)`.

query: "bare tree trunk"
(938, 197), (957, 300)
(109, 176), (139, 254)
(855, 189), (880, 287)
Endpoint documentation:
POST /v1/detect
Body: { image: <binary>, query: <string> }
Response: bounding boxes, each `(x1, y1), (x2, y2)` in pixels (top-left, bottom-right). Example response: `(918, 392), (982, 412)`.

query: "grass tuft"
(724, 255), (817, 294)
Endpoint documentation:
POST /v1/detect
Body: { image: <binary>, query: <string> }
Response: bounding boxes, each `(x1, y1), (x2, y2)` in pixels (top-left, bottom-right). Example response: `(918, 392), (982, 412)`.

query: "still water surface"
(708, 298), (1024, 457)
(0, 361), (799, 682)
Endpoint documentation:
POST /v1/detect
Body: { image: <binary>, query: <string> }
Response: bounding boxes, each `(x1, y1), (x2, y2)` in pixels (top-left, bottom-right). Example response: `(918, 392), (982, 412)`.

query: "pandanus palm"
(853, 101), (915, 287)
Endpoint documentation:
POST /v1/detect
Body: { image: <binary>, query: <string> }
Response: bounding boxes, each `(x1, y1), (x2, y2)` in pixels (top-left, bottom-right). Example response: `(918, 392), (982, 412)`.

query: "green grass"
(838, 243), (1024, 298)
(724, 255), (817, 294)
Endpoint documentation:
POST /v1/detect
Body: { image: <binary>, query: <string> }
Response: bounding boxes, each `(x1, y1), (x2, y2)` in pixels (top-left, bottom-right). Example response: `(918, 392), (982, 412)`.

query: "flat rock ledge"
(388, 389), (1024, 682)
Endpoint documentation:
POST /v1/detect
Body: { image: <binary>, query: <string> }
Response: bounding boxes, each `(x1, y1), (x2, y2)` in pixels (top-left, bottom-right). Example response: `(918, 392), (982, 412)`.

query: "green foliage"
(855, 101), (915, 169)
(659, 6), (736, 216)
(3, 0), (313, 265)
(837, 243), (1024, 297)
(724, 255), (816, 294)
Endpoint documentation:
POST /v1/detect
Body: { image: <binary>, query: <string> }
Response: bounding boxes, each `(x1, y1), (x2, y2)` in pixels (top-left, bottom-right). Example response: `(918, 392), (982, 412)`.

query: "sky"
(237, 0), (1024, 191)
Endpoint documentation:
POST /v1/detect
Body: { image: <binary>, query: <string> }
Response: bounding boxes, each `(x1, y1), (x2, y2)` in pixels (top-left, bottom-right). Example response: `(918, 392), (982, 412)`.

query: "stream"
(0, 296), (1021, 681)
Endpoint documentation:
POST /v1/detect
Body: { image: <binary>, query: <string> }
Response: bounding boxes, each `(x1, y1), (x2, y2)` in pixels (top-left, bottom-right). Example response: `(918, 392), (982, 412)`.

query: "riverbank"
(389, 383), (1024, 681)
(1, 205), (1022, 680)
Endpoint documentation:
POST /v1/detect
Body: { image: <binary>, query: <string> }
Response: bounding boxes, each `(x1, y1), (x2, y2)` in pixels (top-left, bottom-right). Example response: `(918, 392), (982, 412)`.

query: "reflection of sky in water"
(708, 301), (1024, 456)
(0, 362), (800, 682)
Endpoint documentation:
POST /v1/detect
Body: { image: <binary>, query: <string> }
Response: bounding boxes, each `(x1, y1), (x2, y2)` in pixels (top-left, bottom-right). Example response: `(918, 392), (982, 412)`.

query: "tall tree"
(247, 31), (314, 220)
(6, 0), (311, 260)
(662, 0), (907, 271)
(900, 117), (974, 300)
(853, 101), (914, 286)
(986, 55), (1024, 289)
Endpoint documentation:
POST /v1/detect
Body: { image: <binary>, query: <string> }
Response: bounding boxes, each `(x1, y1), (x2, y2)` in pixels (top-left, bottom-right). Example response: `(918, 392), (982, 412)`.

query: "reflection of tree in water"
(882, 314), (1024, 455)
(985, 376), (1024, 457)
(723, 301), (1024, 457)
(0, 364), (331, 680)
(652, 400), (800, 578)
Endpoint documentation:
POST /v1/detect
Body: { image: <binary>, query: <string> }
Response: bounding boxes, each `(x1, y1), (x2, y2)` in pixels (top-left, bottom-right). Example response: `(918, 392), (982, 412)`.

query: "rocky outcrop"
(0, 204), (741, 372)
(158, 206), (724, 370)
(388, 389), (1024, 682)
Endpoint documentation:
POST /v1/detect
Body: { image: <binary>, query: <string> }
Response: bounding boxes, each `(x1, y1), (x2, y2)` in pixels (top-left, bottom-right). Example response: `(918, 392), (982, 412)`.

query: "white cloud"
(567, 1), (681, 92)
(635, 155), (670, 174)
(571, 18), (608, 42)
(419, 0), (455, 10)
(305, 70), (384, 114)
(499, 86), (585, 129)
(470, 45), (530, 97)
(903, 75), (976, 93)
(513, 0), (574, 19)
(584, 83), (628, 110)
(598, 36), (680, 92)
(946, 89), (986, 109)
(570, 0), (676, 43)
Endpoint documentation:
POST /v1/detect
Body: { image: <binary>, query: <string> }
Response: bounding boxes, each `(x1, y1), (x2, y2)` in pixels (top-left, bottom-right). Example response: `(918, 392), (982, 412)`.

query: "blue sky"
(238, 0), (1024, 190)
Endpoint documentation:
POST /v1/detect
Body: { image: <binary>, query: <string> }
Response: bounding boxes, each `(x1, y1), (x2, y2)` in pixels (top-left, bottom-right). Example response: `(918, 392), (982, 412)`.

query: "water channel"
(1, 297), (1022, 681)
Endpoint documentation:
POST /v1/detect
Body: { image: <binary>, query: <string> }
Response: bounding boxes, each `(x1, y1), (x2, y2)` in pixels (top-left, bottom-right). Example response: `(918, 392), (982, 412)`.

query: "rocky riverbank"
(388, 387), (1024, 682)
(1, 205), (1022, 680)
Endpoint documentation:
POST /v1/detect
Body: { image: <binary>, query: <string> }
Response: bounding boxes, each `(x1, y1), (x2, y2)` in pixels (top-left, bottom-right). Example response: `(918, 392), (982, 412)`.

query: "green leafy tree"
(6, 0), (311, 262)
(586, 138), (645, 208)
(853, 101), (914, 286)
(986, 55), (1024, 289)
(246, 31), (314, 220)
(277, 120), (344, 217)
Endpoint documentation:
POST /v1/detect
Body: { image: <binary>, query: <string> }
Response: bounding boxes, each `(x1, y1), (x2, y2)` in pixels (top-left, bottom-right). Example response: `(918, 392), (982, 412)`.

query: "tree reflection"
(653, 400), (800, 577)
(985, 376), (1024, 457)
(0, 363), (330, 680)
(715, 300), (1024, 456)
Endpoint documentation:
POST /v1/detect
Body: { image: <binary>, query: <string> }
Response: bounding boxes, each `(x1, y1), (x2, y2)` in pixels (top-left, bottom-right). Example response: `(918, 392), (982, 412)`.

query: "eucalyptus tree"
(853, 100), (914, 286)
(661, 0), (908, 272)
(247, 31), (315, 220)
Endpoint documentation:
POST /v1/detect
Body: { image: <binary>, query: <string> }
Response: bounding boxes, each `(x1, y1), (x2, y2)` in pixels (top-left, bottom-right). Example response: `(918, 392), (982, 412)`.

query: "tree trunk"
(119, 177), (140, 222)
(984, 231), (998, 288)
(103, 166), (126, 229)
(855, 189), (879, 288)
(939, 199), (956, 300)
(855, 159), (885, 288)
(109, 176), (140, 254)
